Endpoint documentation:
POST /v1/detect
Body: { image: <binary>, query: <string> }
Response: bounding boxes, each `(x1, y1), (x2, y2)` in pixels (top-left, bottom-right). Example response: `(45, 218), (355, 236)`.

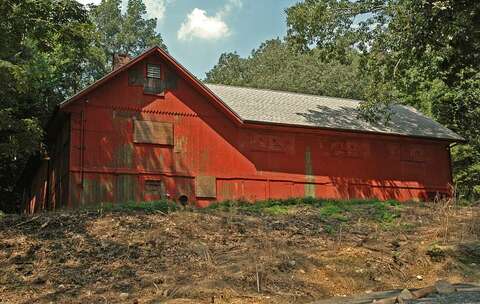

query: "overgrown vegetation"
(206, 198), (402, 230)
(76, 197), (404, 233)
(0, 0), (167, 212)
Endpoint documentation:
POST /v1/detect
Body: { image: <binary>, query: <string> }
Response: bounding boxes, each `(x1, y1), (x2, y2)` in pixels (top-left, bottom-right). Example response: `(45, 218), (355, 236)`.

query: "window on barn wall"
(144, 180), (166, 196)
(144, 64), (164, 94)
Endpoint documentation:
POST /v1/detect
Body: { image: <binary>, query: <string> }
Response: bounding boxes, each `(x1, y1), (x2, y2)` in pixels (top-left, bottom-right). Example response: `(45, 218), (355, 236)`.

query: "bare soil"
(0, 200), (479, 304)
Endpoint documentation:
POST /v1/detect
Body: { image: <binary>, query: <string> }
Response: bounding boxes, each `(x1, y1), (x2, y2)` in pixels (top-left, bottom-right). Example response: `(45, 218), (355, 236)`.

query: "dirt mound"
(0, 200), (479, 303)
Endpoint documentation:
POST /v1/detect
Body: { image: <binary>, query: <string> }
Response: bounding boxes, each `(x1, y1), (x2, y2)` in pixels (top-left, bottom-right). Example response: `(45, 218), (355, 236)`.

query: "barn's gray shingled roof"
(206, 84), (463, 141)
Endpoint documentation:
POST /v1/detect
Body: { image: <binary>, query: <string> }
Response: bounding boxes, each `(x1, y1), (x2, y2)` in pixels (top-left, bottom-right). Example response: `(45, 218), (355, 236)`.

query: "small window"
(144, 64), (164, 94)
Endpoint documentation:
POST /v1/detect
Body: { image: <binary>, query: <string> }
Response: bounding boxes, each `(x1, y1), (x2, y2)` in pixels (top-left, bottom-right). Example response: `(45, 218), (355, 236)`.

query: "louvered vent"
(147, 64), (161, 79)
(144, 64), (163, 94)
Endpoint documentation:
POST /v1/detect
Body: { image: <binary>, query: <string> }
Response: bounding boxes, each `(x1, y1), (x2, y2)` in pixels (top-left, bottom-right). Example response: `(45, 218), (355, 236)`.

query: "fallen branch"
(40, 219), (51, 229)
(14, 215), (40, 227)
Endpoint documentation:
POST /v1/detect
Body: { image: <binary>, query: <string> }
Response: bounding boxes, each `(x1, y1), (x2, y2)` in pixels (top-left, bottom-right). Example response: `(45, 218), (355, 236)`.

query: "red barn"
(19, 47), (463, 212)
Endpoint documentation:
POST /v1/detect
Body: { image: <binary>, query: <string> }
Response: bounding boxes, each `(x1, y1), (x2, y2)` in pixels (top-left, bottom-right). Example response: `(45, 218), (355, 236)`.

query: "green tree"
(205, 52), (249, 87)
(206, 39), (368, 100)
(90, 0), (167, 74)
(0, 0), (98, 211)
(286, 0), (480, 199)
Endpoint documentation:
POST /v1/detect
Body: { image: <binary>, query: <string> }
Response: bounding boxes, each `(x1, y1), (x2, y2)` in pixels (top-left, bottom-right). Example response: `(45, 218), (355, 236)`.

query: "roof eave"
(242, 119), (465, 143)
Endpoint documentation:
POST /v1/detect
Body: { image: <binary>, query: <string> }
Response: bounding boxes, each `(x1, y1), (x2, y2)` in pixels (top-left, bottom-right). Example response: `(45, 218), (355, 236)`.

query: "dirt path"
(0, 201), (479, 303)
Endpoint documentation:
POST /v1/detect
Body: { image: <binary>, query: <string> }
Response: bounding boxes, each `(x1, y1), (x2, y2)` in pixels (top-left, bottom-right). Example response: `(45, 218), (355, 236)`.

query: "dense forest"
(1, 0), (478, 211)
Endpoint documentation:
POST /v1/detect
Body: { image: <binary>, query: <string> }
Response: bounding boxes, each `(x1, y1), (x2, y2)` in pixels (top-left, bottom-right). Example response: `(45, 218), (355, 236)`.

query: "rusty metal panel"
(195, 176), (216, 198)
(116, 174), (137, 203)
(133, 120), (173, 145)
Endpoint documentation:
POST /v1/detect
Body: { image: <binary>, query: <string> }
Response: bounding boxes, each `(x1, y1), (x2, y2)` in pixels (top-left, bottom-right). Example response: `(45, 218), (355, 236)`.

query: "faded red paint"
(21, 48), (456, 212)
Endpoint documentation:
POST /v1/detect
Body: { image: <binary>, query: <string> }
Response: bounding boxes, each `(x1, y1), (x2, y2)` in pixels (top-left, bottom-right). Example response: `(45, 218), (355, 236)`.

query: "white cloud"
(177, 0), (242, 41)
(144, 0), (176, 21)
(218, 0), (242, 17)
(177, 8), (230, 41)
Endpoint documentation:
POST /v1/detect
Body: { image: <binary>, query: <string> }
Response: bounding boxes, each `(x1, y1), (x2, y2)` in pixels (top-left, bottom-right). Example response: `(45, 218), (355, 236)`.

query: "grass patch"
(207, 197), (401, 223)
(263, 205), (291, 215)
(89, 200), (179, 214)
(319, 203), (349, 222)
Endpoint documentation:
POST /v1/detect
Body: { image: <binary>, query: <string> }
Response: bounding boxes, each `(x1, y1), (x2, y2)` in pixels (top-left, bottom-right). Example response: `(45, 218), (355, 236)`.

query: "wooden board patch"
(134, 120), (173, 145)
(195, 176), (216, 198)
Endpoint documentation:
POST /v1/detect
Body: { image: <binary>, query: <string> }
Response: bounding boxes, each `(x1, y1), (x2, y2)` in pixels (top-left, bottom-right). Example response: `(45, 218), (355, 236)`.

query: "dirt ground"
(0, 200), (479, 304)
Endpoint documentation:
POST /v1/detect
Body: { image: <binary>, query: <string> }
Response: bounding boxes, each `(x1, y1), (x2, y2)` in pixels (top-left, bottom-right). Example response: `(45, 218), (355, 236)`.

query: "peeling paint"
(305, 146), (315, 197)
(81, 178), (110, 205)
(220, 181), (235, 199)
(174, 136), (187, 153)
(116, 174), (137, 203)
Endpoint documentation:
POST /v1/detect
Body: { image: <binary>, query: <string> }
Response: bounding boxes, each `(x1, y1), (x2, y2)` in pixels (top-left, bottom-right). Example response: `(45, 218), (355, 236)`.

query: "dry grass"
(0, 199), (479, 304)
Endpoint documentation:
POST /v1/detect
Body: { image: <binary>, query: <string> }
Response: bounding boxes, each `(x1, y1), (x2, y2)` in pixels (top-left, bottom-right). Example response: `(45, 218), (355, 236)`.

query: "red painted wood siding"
(27, 52), (453, 211)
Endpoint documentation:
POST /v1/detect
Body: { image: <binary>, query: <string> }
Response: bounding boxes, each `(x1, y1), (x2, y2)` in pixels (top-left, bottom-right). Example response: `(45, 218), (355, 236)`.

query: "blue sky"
(77, 0), (299, 78)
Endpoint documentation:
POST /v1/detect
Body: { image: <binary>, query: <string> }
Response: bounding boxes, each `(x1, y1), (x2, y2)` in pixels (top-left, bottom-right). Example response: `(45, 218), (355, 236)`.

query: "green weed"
(207, 197), (401, 223)
(263, 205), (290, 215)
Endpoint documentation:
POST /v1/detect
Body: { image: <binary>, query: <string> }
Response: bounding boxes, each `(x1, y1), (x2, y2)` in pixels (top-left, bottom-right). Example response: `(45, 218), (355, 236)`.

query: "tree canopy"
(206, 39), (369, 100)
(90, 0), (167, 76)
